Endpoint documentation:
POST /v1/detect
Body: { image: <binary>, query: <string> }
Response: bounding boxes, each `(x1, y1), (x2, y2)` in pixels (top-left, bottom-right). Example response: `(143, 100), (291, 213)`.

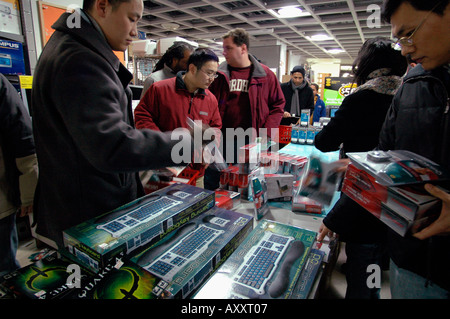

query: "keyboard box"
(129, 207), (253, 299)
(193, 220), (317, 299)
(63, 183), (215, 273)
(65, 251), (162, 299)
(0, 253), (91, 299)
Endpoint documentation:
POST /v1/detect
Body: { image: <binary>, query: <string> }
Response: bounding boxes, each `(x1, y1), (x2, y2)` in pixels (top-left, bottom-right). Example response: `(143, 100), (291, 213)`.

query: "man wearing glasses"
(380, 0), (450, 298)
(134, 48), (222, 188)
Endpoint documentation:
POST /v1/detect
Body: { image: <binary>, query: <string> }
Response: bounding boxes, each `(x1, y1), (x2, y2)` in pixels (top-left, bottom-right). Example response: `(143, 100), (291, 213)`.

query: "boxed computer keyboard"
(129, 206), (253, 299)
(193, 220), (317, 299)
(63, 183), (215, 272)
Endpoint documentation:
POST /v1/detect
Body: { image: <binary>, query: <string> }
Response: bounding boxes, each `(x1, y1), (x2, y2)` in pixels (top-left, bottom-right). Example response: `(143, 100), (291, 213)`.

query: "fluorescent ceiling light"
(307, 34), (334, 41)
(278, 6), (303, 18)
(268, 7), (310, 18)
(161, 22), (179, 31)
(326, 48), (345, 54)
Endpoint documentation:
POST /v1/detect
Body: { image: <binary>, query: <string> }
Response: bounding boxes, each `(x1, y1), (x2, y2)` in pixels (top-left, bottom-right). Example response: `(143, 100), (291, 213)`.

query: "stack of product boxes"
(1, 141), (335, 299)
(290, 110), (321, 146)
(342, 150), (449, 236)
(0, 181), (326, 300)
(0, 183), (256, 299)
(218, 143), (309, 203)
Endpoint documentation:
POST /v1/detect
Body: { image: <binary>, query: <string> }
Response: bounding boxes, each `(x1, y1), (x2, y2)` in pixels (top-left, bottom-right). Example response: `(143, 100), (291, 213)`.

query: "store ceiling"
(139, 0), (391, 62)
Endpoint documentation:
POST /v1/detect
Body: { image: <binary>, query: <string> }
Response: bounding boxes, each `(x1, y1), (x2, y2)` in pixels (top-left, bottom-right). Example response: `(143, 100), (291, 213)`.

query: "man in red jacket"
(205, 28), (285, 189)
(135, 48), (222, 188)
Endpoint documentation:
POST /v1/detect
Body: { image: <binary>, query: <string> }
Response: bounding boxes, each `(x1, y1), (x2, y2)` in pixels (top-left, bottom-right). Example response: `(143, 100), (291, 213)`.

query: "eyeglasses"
(199, 69), (218, 79)
(392, 2), (442, 50)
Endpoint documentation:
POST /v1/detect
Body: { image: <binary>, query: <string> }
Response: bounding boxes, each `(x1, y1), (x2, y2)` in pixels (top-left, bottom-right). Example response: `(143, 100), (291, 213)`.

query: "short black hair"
(311, 83), (319, 91)
(83, 0), (130, 12)
(223, 28), (250, 49)
(352, 36), (407, 86)
(188, 48), (219, 70)
(382, 0), (449, 23)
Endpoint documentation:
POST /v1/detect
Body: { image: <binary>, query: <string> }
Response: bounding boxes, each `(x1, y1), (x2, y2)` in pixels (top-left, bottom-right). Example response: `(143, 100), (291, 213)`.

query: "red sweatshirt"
(134, 73), (222, 176)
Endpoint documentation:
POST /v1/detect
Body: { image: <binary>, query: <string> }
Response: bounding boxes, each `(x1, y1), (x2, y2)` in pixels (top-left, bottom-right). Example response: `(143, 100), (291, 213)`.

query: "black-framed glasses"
(199, 69), (218, 79)
(392, 1), (442, 50)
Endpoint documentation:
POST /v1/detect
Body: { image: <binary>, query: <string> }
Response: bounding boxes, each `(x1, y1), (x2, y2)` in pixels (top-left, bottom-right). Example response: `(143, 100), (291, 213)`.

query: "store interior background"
(19, 0), (391, 90)
(5, 0), (393, 298)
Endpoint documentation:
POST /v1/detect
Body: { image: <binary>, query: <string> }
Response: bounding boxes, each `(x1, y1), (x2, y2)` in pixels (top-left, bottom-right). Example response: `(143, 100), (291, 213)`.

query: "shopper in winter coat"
(209, 29), (285, 143)
(280, 66), (314, 124)
(135, 48), (222, 186)
(0, 74), (38, 276)
(31, 0), (192, 247)
(205, 28), (284, 189)
(315, 37), (407, 299)
(378, 0), (450, 298)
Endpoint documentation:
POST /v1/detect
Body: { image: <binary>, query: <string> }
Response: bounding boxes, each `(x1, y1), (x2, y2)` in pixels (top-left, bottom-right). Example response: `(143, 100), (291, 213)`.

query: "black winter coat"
(280, 80), (314, 115)
(379, 64), (450, 292)
(315, 89), (395, 244)
(32, 12), (189, 246)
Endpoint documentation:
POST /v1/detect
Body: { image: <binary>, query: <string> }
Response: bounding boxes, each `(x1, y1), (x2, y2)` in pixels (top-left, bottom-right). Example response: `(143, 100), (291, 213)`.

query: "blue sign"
(0, 39), (26, 75)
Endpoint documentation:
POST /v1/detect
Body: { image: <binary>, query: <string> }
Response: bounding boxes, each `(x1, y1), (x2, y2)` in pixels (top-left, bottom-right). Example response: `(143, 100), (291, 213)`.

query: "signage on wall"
(0, 0), (21, 35)
(323, 77), (357, 105)
(0, 39), (25, 75)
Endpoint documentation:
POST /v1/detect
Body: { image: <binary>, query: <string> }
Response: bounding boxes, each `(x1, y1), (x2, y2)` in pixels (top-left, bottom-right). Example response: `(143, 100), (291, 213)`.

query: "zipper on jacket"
(188, 94), (194, 115)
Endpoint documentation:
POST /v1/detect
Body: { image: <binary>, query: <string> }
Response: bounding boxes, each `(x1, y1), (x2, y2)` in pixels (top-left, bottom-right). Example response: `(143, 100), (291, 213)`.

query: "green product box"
(193, 220), (317, 299)
(63, 183), (215, 272)
(0, 253), (91, 299)
(65, 251), (161, 299)
(130, 206), (254, 299)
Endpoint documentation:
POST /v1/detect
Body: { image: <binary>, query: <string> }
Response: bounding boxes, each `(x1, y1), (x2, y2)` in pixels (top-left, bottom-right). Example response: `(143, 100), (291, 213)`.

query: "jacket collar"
(175, 71), (207, 96)
(52, 10), (124, 75)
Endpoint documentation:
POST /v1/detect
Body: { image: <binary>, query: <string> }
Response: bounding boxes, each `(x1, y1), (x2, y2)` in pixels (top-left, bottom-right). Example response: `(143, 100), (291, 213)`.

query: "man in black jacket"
(380, 0), (450, 298)
(280, 66), (314, 125)
(0, 74), (38, 276)
(31, 0), (193, 247)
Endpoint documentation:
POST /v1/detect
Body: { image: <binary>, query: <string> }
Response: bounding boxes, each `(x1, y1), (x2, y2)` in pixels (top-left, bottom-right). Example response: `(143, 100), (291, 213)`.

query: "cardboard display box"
(214, 188), (241, 210)
(290, 249), (325, 299)
(0, 253), (91, 299)
(130, 207), (253, 299)
(342, 163), (443, 236)
(63, 183), (215, 272)
(265, 173), (294, 201)
(193, 220), (317, 299)
(65, 252), (162, 299)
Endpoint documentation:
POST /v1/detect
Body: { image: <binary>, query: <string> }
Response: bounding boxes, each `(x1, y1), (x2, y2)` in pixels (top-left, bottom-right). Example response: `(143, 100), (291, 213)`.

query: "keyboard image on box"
(96, 196), (182, 238)
(232, 232), (294, 296)
(143, 224), (225, 282)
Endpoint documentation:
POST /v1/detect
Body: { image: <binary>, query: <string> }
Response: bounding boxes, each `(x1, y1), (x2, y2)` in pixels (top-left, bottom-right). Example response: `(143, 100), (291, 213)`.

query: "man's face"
(291, 72), (304, 86)
(100, 0), (143, 52)
(172, 50), (192, 73)
(222, 37), (246, 67)
(311, 85), (318, 95)
(192, 60), (219, 90)
(390, 2), (450, 70)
